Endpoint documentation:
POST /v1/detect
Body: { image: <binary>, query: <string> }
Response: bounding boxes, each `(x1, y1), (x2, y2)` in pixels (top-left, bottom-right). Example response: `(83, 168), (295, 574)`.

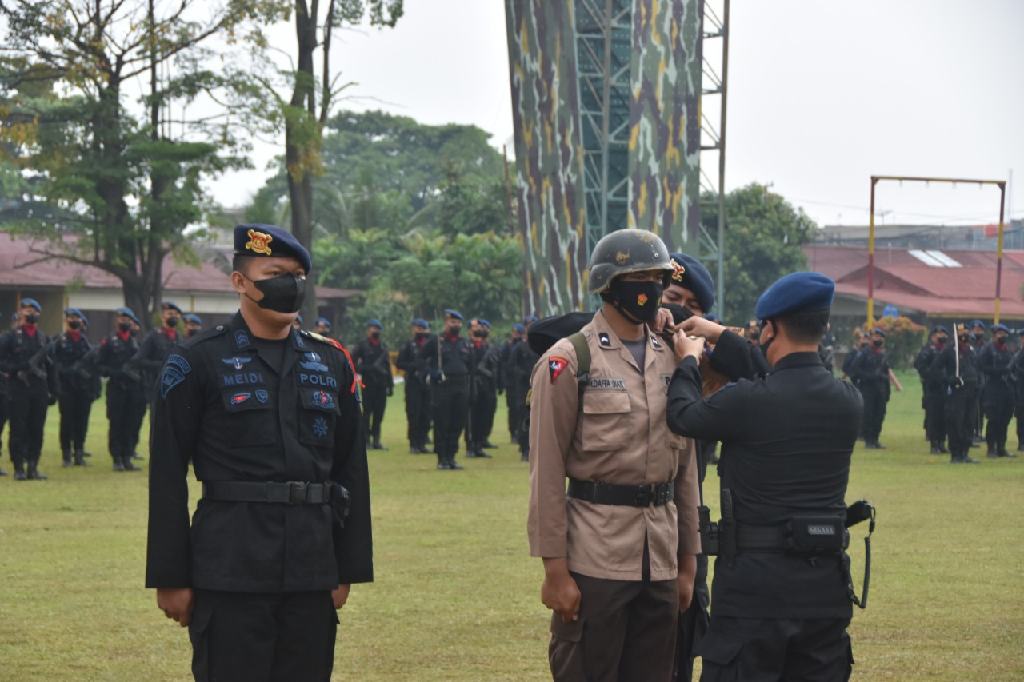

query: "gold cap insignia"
(615, 251), (630, 265)
(245, 229), (273, 256)
(670, 258), (686, 282)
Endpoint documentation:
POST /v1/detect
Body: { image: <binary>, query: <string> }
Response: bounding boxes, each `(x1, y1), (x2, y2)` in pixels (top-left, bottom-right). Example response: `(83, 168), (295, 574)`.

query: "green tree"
(0, 0), (275, 326)
(702, 183), (816, 322)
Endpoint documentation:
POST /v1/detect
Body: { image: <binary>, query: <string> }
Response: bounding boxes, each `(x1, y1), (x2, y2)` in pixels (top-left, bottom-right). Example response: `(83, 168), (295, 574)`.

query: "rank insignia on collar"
(598, 333), (611, 347)
(245, 228), (273, 256)
(549, 356), (569, 382)
(221, 356), (252, 371)
(651, 336), (662, 349)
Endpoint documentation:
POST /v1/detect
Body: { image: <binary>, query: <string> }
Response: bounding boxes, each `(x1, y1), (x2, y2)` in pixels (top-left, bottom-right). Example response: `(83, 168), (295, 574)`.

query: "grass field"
(1, 371), (1022, 681)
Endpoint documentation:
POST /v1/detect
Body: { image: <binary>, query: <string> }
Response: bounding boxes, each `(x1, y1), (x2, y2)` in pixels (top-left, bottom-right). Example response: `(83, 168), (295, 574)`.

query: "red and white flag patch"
(548, 356), (569, 382)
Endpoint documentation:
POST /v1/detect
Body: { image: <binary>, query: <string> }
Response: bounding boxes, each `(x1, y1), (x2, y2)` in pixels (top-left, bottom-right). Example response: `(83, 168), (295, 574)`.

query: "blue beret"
(316, 316), (332, 328)
(931, 325), (949, 334)
(411, 318), (430, 329)
(478, 319), (491, 328)
(513, 323), (526, 334)
(234, 224), (312, 274)
(871, 327), (886, 337)
(183, 313), (202, 325)
(64, 307), (83, 318)
(161, 301), (183, 314)
(20, 297), (41, 312)
(523, 315), (538, 325)
(970, 320), (987, 330)
(669, 253), (716, 313)
(444, 309), (464, 321)
(367, 319), (383, 329)
(755, 272), (835, 321)
(127, 312), (141, 325)
(992, 323), (1009, 333)
(114, 307), (134, 318)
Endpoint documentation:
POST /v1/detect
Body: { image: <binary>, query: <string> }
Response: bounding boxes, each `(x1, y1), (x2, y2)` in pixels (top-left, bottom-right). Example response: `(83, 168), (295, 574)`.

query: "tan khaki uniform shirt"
(527, 310), (701, 582)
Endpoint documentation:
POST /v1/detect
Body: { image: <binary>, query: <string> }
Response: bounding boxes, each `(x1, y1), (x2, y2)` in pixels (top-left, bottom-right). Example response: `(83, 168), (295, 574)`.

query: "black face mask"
(370, 331), (381, 339)
(935, 338), (946, 348)
(873, 339), (884, 348)
(473, 330), (488, 338)
(415, 332), (428, 340)
(118, 322), (132, 332)
(996, 335), (1008, 345)
(187, 328), (198, 338)
(608, 280), (663, 324)
(68, 320), (82, 330)
(246, 273), (306, 314)
(165, 316), (180, 328)
(24, 314), (38, 325)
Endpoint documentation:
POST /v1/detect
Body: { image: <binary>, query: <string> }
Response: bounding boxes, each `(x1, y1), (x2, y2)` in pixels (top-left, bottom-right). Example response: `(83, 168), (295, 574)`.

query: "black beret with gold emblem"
(233, 223), (312, 274)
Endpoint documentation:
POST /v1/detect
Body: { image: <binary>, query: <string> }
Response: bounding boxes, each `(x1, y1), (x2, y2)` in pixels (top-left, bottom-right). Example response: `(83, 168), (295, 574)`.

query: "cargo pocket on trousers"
(694, 628), (745, 682)
(548, 614), (585, 682)
(188, 597), (213, 682)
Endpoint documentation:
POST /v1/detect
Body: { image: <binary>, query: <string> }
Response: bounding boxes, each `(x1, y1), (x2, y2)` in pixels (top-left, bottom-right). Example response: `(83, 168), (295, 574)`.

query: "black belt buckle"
(287, 481), (308, 504)
(634, 485), (653, 507)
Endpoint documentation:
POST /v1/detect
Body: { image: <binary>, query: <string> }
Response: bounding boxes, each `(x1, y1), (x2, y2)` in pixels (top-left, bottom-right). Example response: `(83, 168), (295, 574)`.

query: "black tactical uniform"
(668, 273), (863, 681)
(971, 329), (987, 442)
(0, 324), (56, 480)
(498, 336), (521, 440)
(94, 328), (144, 470)
(51, 328), (94, 466)
(351, 335), (393, 450)
(1012, 347), (1024, 451)
(848, 343), (892, 448)
(0, 371), (9, 476)
(466, 334), (500, 457)
(977, 334), (1015, 457)
(395, 332), (433, 453)
(507, 338), (539, 460)
(915, 339), (948, 453)
(932, 336), (980, 463)
(132, 324), (181, 402)
(424, 331), (472, 469)
(146, 313), (373, 681)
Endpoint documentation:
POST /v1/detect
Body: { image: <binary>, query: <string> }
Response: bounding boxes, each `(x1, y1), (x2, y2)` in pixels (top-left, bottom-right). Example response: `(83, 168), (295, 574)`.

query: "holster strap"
(567, 478), (673, 507)
(202, 480), (332, 505)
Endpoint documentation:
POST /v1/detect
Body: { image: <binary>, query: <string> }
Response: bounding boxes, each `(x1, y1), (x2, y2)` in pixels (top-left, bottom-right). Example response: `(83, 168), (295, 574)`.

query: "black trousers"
(432, 376), (468, 461)
(984, 398), (1013, 453)
(405, 380), (431, 448)
(467, 383), (497, 448)
(859, 382), (888, 444)
(189, 589), (337, 682)
(697, 616), (852, 682)
(506, 387), (520, 440)
(362, 382), (387, 443)
(8, 381), (48, 469)
(107, 380), (144, 460)
(58, 389), (93, 453)
(1015, 404), (1024, 449)
(946, 386), (978, 460)
(675, 553), (711, 682)
(923, 388), (946, 445)
(549, 573), (678, 682)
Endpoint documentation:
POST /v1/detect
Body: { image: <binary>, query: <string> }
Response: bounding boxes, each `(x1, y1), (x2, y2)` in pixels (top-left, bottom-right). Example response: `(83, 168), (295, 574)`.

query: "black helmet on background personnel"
(588, 228), (674, 294)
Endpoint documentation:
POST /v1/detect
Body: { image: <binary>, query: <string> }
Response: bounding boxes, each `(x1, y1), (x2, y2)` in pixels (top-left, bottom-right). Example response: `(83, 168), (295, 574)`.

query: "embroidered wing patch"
(548, 356), (569, 383)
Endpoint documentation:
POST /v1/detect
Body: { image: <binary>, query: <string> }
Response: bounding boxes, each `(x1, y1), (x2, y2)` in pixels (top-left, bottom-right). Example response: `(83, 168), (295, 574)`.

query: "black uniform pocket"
(219, 389), (274, 445)
(189, 594), (214, 682)
(298, 388), (340, 446)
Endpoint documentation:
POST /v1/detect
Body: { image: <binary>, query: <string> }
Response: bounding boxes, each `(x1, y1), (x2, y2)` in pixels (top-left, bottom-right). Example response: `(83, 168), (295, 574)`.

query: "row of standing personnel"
(0, 298), (202, 480)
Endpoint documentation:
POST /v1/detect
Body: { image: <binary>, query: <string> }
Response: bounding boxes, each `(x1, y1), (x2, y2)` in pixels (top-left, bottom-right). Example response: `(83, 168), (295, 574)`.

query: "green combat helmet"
(588, 228), (675, 294)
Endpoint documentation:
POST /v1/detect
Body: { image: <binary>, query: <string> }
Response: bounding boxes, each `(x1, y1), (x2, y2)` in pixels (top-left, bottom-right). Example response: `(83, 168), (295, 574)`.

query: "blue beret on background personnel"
(367, 319), (383, 330)
(183, 313), (202, 325)
(755, 272), (836, 321)
(669, 252), (716, 313)
(444, 309), (464, 321)
(411, 318), (430, 329)
(161, 302), (183, 314)
(20, 297), (42, 312)
(233, 223), (312, 274)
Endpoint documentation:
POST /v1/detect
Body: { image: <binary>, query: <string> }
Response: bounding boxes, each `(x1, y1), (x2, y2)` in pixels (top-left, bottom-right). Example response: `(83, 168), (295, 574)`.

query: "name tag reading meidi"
(589, 377), (626, 391)
(807, 525), (837, 536)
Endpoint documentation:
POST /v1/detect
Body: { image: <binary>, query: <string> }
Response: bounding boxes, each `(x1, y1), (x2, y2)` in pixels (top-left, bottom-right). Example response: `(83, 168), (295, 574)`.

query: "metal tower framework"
(574, 0), (633, 255)
(698, 0), (729, 316)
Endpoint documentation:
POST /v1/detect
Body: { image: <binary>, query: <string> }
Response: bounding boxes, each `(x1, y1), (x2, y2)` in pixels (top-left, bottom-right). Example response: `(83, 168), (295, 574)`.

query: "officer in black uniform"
(146, 223), (373, 682)
(313, 316), (332, 336)
(0, 352), (7, 476)
(93, 307), (145, 471)
(395, 319), (433, 453)
(667, 272), (863, 681)
(132, 301), (183, 402)
(351, 319), (393, 450)
(848, 328), (896, 449)
(423, 309), (471, 470)
(466, 319), (500, 458)
(0, 298), (58, 480)
(970, 320), (988, 443)
(915, 326), (950, 454)
(932, 324), (980, 464)
(977, 323), (1016, 458)
(499, 323), (526, 441)
(51, 308), (95, 467)
(183, 313), (203, 338)
(508, 316), (540, 462)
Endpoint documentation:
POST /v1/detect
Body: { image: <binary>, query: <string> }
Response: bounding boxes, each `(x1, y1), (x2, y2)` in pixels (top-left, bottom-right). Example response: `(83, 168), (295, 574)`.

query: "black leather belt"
(202, 481), (333, 505)
(567, 478), (674, 507)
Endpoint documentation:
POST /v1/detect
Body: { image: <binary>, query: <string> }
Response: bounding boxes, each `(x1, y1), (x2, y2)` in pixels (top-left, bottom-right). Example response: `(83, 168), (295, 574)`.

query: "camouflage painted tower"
(505, 0), (702, 315)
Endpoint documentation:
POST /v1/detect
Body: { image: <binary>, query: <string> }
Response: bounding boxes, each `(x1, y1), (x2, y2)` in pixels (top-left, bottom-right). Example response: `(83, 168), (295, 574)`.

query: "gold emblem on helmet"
(616, 251), (630, 265)
(245, 229), (273, 256)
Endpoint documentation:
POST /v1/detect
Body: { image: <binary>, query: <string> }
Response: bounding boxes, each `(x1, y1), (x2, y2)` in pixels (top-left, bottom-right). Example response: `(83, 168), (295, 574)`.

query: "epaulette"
(181, 324), (228, 349)
(303, 331), (359, 394)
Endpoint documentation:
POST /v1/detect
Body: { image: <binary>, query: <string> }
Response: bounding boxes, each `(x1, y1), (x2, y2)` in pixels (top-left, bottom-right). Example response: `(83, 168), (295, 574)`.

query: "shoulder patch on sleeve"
(548, 356), (569, 383)
(160, 353), (192, 399)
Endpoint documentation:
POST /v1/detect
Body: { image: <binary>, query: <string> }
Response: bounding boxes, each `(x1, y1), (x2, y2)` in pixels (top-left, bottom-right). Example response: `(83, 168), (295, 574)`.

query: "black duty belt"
(735, 518), (850, 554)
(567, 478), (673, 507)
(202, 481), (333, 505)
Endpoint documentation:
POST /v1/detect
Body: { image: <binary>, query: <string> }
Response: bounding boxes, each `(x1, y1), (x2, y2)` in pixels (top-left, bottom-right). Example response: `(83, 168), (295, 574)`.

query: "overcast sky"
(209, 0), (1024, 228)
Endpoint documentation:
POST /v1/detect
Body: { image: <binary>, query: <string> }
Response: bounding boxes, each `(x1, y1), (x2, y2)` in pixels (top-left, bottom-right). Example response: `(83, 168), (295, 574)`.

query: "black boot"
(74, 450), (87, 466)
(27, 463), (47, 480)
(113, 457), (126, 472)
(13, 464), (27, 481)
(62, 449), (72, 468)
(446, 457), (463, 470)
(122, 456), (140, 471)
(436, 454), (449, 470)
